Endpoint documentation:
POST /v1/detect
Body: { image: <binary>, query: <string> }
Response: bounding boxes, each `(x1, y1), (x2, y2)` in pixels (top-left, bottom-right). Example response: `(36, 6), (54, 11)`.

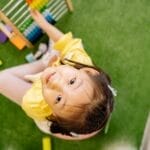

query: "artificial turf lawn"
(0, 0), (150, 149)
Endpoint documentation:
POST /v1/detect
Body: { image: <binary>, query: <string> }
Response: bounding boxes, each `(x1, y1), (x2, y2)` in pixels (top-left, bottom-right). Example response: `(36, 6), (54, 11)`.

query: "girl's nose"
(50, 73), (63, 91)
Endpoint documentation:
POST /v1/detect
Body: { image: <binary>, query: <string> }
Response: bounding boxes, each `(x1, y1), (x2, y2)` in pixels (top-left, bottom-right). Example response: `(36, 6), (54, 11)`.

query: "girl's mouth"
(45, 72), (56, 84)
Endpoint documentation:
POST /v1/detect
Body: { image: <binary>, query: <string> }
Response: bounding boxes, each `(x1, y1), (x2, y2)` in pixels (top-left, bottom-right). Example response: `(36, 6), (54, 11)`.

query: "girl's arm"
(30, 10), (64, 42)
(3, 60), (46, 80)
(0, 72), (31, 106)
(0, 60), (46, 105)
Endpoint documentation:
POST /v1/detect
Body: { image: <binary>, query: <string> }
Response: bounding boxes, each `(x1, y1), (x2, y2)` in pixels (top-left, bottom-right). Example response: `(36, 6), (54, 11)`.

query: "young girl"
(0, 10), (115, 140)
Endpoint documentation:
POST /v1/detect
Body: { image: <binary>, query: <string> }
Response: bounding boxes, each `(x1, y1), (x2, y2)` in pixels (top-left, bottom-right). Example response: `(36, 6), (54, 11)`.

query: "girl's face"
(41, 65), (97, 117)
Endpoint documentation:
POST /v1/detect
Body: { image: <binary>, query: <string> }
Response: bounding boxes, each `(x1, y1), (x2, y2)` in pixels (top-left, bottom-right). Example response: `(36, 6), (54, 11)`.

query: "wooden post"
(65, 0), (74, 12)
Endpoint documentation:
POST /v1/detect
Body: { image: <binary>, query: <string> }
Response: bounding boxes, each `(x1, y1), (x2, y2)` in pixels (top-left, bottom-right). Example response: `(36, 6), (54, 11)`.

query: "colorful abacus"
(0, 0), (73, 50)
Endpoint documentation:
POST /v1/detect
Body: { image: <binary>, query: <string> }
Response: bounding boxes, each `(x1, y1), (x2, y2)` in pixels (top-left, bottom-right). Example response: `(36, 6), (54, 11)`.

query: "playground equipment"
(0, 59), (2, 66)
(0, 0), (73, 50)
(42, 137), (51, 150)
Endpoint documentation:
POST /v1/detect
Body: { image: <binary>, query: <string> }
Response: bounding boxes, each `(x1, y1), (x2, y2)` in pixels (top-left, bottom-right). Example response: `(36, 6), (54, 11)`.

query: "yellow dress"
(22, 32), (93, 120)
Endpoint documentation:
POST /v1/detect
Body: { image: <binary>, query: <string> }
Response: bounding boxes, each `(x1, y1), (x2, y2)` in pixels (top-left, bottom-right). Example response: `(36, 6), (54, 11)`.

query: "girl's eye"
(56, 95), (62, 103)
(69, 77), (76, 85)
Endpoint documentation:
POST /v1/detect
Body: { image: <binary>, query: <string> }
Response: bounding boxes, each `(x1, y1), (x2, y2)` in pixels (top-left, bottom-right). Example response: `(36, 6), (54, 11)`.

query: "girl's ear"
(81, 67), (100, 76)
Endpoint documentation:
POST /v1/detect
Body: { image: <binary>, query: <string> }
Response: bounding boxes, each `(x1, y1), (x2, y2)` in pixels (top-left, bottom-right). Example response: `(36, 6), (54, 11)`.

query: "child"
(0, 10), (116, 140)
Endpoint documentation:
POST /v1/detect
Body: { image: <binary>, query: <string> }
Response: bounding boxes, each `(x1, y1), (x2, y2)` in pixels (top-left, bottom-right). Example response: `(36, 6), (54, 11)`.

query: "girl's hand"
(24, 72), (42, 82)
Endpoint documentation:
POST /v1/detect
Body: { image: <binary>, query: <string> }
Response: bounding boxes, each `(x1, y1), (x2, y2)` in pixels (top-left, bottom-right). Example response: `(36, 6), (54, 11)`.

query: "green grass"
(0, 0), (150, 149)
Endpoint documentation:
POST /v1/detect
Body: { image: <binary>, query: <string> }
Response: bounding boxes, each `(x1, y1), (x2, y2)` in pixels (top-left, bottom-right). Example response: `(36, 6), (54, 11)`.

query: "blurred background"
(0, 0), (149, 149)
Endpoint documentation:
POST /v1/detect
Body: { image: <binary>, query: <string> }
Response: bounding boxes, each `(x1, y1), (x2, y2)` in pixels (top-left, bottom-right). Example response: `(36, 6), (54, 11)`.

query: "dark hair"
(46, 59), (114, 136)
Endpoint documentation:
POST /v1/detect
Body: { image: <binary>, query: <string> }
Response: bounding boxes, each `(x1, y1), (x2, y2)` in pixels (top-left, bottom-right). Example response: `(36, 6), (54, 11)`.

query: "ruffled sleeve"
(53, 32), (93, 66)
